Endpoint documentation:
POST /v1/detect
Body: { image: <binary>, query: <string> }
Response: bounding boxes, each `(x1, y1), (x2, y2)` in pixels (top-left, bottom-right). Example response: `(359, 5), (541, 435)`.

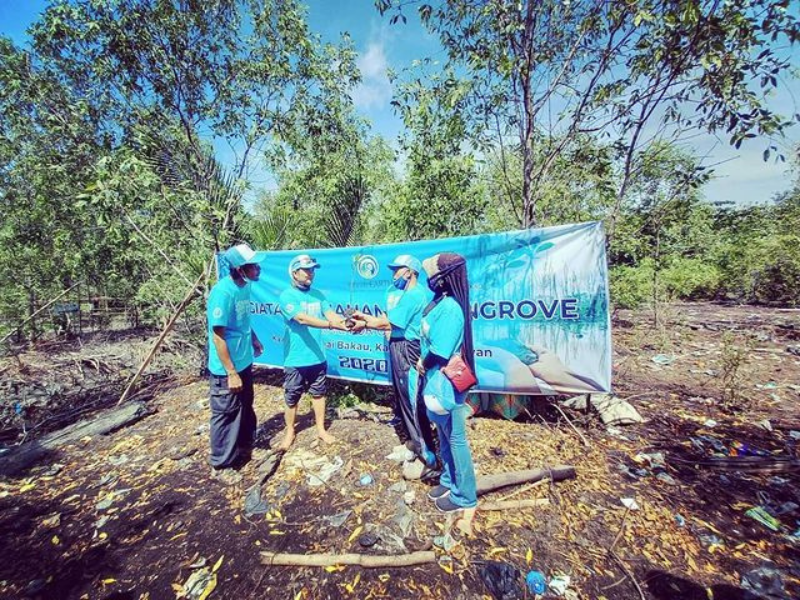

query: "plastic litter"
(433, 533), (457, 552)
(674, 514), (686, 527)
(699, 534), (724, 548)
(730, 441), (770, 457)
(359, 474), (374, 487)
(548, 574), (572, 596)
(479, 561), (521, 600)
(386, 445), (415, 463)
(243, 485), (271, 517)
(651, 354), (675, 366)
(741, 565), (785, 598)
(789, 431), (800, 441)
(358, 532), (379, 548)
(656, 472), (677, 486)
(757, 419), (773, 432)
(634, 452), (666, 470)
(703, 419), (717, 428)
(525, 570), (546, 595)
(621, 497), (640, 511)
(745, 506), (782, 532)
(322, 510), (352, 528)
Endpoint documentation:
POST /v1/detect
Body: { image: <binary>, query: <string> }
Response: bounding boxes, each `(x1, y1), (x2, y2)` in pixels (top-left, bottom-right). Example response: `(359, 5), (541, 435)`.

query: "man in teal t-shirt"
(207, 243), (264, 484)
(352, 255), (436, 466)
(278, 254), (349, 450)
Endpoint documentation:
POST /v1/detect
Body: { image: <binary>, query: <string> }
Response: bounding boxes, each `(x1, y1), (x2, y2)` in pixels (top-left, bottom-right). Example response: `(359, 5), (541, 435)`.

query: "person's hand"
(350, 320), (367, 334)
(253, 339), (264, 357)
(227, 371), (243, 393)
(351, 311), (367, 321)
(330, 320), (349, 332)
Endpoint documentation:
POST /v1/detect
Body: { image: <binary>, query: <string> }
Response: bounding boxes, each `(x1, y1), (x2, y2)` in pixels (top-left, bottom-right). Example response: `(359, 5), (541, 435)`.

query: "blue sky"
(2, 0), (798, 206)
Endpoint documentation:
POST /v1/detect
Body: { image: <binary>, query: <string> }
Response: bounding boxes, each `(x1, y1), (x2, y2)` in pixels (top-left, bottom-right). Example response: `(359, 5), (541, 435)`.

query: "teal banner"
(227, 221), (611, 395)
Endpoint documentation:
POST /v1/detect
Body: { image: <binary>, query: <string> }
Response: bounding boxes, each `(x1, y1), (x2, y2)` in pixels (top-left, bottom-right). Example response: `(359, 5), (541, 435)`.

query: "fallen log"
(260, 551), (436, 568)
(476, 465), (576, 496)
(0, 401), (152, 476)
(480, 498), (550, 511)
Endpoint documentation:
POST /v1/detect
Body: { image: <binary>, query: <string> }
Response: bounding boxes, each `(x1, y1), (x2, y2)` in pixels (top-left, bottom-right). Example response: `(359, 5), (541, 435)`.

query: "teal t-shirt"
(207, 276), (253, 376)
(279, 286), (332, 367)
(410, 296), (466, 413)
(385, 284), (430, 341)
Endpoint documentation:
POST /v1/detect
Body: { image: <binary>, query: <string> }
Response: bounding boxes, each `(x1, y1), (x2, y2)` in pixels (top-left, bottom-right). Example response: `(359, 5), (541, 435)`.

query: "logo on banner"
(355, 255), (379, 279)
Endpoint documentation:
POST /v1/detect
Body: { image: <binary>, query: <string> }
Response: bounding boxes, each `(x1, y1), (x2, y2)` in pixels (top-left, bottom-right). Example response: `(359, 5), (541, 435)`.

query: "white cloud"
(352, 41), (393, 110)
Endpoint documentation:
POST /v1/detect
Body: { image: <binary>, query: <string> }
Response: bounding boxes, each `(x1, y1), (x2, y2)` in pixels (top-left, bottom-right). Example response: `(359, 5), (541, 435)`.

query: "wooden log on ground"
(480, 498), (550, 511)
(0, 401), (152, 476)
(476, 465), (576, 496)
(260, 551), (436, 568)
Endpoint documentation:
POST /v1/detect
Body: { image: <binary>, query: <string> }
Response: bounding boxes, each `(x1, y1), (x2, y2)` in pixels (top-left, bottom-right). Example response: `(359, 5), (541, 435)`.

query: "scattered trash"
(525, 570), (546, 595)
(699, 534), (724, 549)
(359, 474), (374, 487)
(392, 500), (414, 538)
(358, 532), (379, 548)
(788, 346), (800, 357)
(433, 533), (457, 552)
(703, 419), (717, 428)
(287, 451), (344, 487)
(41, 513), (61, 528)
(96, 488), (131, 511)
(274, 481), (291, 499)
(674, 514), (686, 527)
(651, 354), (675, 366)
(745, 506), (782, 532)
(403, 490), (416, 505)
(757, 419), (773, 432)
(634, 452), (666, 470)
(402, 458), (425, 480)
(94, 515), (109, 529)
(691, 435), (727, 454)
(479, 561), (521, 600)
(388, 481), (407, 493)
(621, 498), (640, 511)
(243, 485), (271, 517)
(730, 441), (770, 457)
(775, 501), (798, 515)
(548, 574), (572, 596)
(180, 566), (217, 600)
(618, 464), (648, 479)
(322, 510), (352, 529)
(108, 454), (129, 466)
(386, 445), (415, 463)
(589, 394), (643, 426)
(741, 565), (786, 598)
(656, 472), (677, 486)
(789, 431), (800, 441)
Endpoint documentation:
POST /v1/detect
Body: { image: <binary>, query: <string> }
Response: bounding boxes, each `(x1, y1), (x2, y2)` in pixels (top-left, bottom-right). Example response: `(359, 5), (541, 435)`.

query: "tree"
(378, 0), (799, 230)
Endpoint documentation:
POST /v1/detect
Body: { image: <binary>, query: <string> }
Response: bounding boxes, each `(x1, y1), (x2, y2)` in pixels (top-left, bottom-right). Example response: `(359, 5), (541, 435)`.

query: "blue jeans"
(428, 403), (477, 508)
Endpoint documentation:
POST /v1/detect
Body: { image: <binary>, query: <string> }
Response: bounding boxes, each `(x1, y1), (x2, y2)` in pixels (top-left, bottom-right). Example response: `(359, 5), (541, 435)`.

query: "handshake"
(341, 308), (370, 334)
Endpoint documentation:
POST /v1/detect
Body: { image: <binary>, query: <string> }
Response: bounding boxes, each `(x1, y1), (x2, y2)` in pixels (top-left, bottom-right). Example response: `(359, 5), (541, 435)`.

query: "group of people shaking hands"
(206, 243), (478, 511)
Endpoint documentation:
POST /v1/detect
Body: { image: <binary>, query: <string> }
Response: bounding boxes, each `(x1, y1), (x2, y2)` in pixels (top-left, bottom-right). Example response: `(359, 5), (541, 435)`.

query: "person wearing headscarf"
(413, 252), (478, 512)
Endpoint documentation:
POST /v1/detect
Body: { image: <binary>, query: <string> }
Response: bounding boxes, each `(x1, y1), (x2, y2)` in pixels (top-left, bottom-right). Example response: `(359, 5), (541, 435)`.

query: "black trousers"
(209, 365), (256, 469)
(389, 339), (435, 459)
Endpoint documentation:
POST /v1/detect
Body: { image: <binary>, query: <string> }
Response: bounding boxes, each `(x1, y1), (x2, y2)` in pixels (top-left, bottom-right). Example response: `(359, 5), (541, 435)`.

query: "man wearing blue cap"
(207, 243), (264, 484)
(352, 255), (436, 466)
(278, 254), (349, 450)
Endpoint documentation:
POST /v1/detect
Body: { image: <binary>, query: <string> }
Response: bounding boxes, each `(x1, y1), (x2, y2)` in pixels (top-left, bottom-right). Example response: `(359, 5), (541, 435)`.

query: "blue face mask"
(392, 275), (409, 290)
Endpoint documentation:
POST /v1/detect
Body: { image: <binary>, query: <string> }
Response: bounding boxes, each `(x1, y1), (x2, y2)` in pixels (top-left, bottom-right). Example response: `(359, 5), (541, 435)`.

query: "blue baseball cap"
(224, 243), (258, 268)
(388, 254), (422, 274)
(289, 254), (320, 272)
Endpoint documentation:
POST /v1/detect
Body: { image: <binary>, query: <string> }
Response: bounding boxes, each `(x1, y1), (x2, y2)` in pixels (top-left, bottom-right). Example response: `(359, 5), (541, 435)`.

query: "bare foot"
(278, 430), (295, 451)
(317, 430), (336, 445)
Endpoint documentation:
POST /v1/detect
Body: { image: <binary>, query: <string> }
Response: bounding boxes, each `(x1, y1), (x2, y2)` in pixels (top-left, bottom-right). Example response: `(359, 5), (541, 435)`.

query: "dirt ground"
(1, 302), (799, 600)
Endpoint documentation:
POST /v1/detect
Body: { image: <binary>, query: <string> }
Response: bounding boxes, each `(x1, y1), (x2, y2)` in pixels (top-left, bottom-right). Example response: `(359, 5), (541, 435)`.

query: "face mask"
(393, 275), (409, 290)
(427, 276), (442, 293)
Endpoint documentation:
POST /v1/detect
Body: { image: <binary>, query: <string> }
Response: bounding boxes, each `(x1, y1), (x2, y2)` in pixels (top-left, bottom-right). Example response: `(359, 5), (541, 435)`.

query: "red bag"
(442, 354), (477, 393)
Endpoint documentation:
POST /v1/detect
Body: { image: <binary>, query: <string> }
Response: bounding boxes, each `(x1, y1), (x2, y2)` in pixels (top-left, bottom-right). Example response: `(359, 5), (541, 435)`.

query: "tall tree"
(379, 0), (799, 229)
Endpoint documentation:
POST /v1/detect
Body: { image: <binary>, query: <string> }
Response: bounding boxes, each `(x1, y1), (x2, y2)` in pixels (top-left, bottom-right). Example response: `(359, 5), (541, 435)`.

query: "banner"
(228, 221), (611, 395)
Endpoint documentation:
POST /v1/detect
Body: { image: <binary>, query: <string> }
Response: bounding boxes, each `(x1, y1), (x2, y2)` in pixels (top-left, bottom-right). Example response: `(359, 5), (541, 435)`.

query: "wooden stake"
(260, 551), (436, 568)
(116, 270), (204, 406)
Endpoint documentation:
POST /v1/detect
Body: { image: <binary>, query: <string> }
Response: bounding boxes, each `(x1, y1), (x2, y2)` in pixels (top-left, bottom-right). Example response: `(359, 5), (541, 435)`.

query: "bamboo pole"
(260, 551), (436, 568)
(0, 280), (84, 346)
(116, 270), (204, 406)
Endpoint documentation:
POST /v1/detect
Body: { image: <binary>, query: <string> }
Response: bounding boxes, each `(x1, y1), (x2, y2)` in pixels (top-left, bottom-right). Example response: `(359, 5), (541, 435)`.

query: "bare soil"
(1, 302), (799, 600)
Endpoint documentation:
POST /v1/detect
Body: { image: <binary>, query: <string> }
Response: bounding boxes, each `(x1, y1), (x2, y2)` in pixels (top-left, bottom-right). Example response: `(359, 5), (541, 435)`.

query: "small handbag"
(442, 353), (477, 393)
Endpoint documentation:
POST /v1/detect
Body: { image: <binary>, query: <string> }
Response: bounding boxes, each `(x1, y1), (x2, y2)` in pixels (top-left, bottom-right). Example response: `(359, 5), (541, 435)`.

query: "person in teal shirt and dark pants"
(207, 243), (264, 485)
(414, 252), (478, 512)
(352, 255), (436, 466)
(278, 254), (350, 450)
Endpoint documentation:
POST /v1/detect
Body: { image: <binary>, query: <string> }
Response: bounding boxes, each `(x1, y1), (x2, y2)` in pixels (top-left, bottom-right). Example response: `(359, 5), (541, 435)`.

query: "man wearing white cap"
(207, 243), (264, 484)
(352, 255), (436, 467)
(278, 254), (349, 449)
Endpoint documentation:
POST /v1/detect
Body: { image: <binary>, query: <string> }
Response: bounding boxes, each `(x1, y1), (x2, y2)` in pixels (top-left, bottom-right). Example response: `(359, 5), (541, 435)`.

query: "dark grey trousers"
(209, 365), (256, 469)
(389, 339), (435, 458)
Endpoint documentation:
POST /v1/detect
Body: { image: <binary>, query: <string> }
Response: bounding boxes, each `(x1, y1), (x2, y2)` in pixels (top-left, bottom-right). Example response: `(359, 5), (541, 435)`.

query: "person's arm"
(251, 330), (263, 357)
(324, 309), (351, 331)
(212, 326), (243, 392)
